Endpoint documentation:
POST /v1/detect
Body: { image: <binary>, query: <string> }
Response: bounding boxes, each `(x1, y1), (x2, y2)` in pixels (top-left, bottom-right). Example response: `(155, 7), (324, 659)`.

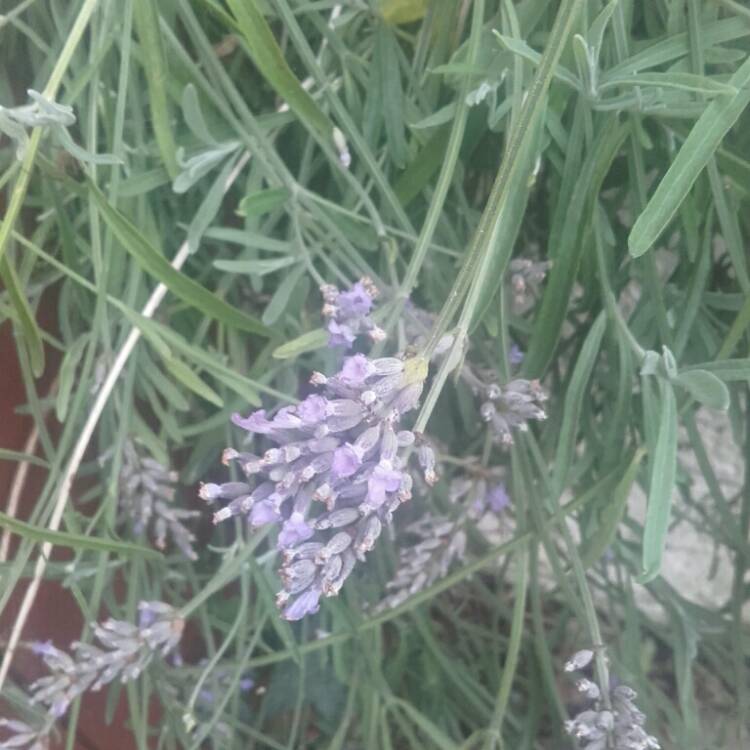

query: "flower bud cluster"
(203, 353), (429, 620)
(509, 258), (552, 309)
(118, 440), (199, 560)
(376, 475), (510, 611)
(320, 278), (384, 348)
(28, 602), (184, 720)
(0, 719), (48, 750)
(564, 650), (661, 750)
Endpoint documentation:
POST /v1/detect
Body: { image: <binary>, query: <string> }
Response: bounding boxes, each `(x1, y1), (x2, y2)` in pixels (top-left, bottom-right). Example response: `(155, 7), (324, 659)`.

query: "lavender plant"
(2, 0), (749, 748)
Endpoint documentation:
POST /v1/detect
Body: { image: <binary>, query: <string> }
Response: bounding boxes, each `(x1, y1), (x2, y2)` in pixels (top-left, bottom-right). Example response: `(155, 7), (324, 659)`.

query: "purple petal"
(250, 500), (281, 526)
(331, 444), (361, 478)
(340, 354), (372, 384)
(327, 320), (355, 348)
(232, 409), (274, 434)
(283, 588), (321, 620)
(297, 395), (328, 424)
(367, 463), (402, 507)
(336, 282), (373, 317)
(277, 512), (314, 548)
(487, 483), (510, 513)
(509, 343), (524, 365)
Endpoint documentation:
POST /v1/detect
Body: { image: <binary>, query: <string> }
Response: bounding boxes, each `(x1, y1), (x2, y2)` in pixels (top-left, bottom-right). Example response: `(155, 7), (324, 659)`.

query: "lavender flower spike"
(564, 652), (660, 750)
(209, 353), (429, 620)
(321, 277), (385, 348)
(28, 601), (184, 721)
(0, 719), (49, 750)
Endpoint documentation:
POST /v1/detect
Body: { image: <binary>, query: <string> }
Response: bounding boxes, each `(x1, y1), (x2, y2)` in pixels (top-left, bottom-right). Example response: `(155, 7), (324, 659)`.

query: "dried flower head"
(28, 602), (184, 720)
(320, 278), (384, 348)
(117, 441), (199, 560)
(564, 653), (661, 750)
(376, 513), (466, 611)
(205, 353), (429, 619)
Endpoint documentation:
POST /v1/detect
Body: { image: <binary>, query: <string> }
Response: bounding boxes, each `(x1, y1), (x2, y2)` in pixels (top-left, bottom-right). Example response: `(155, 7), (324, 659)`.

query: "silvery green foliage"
(29, 602), (184, 719)
(564, 652), (661, 750)
(118, 440), (199, 560)
(0, 89), (118, 164)
(203, 353), (429, 620)
(0, 719), (49, 750)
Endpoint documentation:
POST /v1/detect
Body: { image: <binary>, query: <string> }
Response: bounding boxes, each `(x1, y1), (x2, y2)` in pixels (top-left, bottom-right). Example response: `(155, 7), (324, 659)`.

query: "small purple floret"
(283, 588), (321, 621)
(297, 395), (328, 423)
(340, 354), (371, 384)
(368, 463), (402, 507)
(232, 409), (273, 433)
(487, 483), (510, 513)
(509, 343), (524, 365)
(337, 282), (373, 317)
(250, 500), (281, 526)
(331, 444), (361, 478)
(277, 513), (314, 548)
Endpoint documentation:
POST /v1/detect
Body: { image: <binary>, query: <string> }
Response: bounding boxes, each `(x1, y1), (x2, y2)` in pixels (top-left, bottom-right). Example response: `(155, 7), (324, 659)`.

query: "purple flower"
(509, 343), (524, 365)
(297, 395), (328, 423)
(250, 500), (281, 526)
(340, 354), (372, 384)
(321, 278), (384, 349)
(331, 444), (361, 478)
(232, 409), (274, 433)
(368, 463), (403, 507)
(487, 483), (510, 513)
(207, 353), (429, 619)
(337, 282), (373, 317)
(283, 588), (321, 621)
(277, 512), (314, 548)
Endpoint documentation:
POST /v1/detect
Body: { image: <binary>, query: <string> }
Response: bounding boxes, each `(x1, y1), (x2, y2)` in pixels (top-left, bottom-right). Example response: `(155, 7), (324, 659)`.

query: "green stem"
(0, 0), (100, 267)
(420, 0), (585, 360)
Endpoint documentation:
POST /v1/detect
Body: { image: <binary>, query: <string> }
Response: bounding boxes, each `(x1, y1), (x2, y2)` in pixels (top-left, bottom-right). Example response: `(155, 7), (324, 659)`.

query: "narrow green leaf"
(0, 511), (161, 559)
(88, 181), (271, 336)
(673, 369), (730, 411)
(628, 55), (750, 258)
(0, 449), (49, 469)
(681, 359), (750, 382)
(225, 0), (332, 140)
(639, 381), (678, 583)
(56, 335), (90, 421)
(376, 24), (409, 167)
(0, 255), (44, 377)
(551, 313), (606, 498)
(273, 329), (328, 359)
(164, 358), (224, 407)
(133, 0), (179, 177)
(237, 188), (290, 218)
(187, 154), (238, 254)
(263, 265), (305, 325)
(581, 449), (645, 569)
(214, 257), (296, 276)
(524, 120), (627, 375)
(600, 71), (737, 95)
(181, 83), (218, 145)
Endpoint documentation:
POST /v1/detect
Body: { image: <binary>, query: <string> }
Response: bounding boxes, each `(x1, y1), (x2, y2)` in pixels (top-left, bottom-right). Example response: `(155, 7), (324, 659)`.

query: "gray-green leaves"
(639, 379), (678, 583)
(629, 56), (750, 258)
